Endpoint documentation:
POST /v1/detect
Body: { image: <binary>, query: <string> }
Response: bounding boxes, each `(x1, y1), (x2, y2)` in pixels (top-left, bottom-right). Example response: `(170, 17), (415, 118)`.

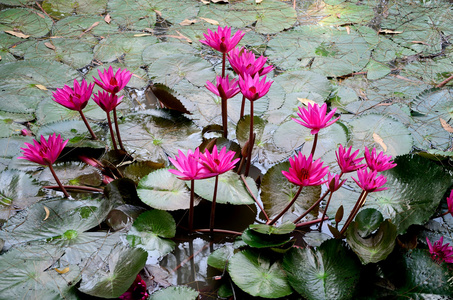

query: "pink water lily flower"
(169, 148), (214, 180)
(53, 79), (94, 111)
(293, 103), (340, 135)
(228, 47), (274, 77)
(352, 168), (388, 192)
(119, 274), (148, 300)
(336, 145), (366, 174)
(206, 75), (240, 100)
(200, 26), (244, 54)
(238, 73), (273, 101)
(93, 66), (132, 95)
(364, 146), (397, 172)
(18, 133), (68, 166)
(199, 145), (240, 175)
(93, 90), (123, 113)
(326, 173), (346, 192)
(282, 153), (329, 187)
(426, 236), (453, 264)
(447, 190), (453, 218)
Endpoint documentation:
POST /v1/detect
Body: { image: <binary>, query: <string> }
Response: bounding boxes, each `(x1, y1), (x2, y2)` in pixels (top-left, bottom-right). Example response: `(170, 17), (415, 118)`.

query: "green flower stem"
(42, 185), (103, 193)
(245, 101), (254, 177)
(340, 190), (368, 235)
(268, 185), (304, 225)
(48, 164), (70, 198)
(239, 95), (246, 119)
(113, 108), (125, 151)
(240, 174), (270, 222)
(79, 110), (97, 140)
(293, 189), (330, 224)
(210, 175), (219, 237)
(106, 112), (118, 151)
(189, 179), (195, 232)
(310, 133), (318, 157)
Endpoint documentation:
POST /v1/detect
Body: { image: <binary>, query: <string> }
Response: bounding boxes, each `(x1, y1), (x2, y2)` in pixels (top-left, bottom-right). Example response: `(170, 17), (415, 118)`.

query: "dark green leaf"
(355, 208), (384, 237)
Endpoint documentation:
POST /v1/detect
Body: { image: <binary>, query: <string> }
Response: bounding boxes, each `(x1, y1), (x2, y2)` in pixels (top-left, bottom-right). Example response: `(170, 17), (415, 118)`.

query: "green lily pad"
(354, 208), (384, 237)
(0, 136), (34, 172)
(366, 60), (391, 80)
(347, 219), (397, 264)
(0, 8), (52, 38)
(52, 15), (119, 37)
(317, 2), (375, 26)
(42, 0), (107, 19)
(253, 0), (297, 34)
(78, 245), (148, 298)
(0, 111), (31, 138)
(142, 42), (196, 65)
(207, 244), (235, 271)
(149, 286), (199, 300)
(127, 210), (176, 257)
(249, 222), (296, 235)
(192, 172), (256, 205)
(283, 239), (361, 300)
(242, 228), (292, 249)
(228, 249), (293, 298)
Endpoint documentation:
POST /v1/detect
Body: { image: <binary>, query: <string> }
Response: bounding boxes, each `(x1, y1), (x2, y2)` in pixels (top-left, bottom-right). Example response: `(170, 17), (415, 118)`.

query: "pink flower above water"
(119, 274), (148, 300)
(169, 148), (214, 180)
(282, 153), (329, 187)
(93, 66), (132, 95)
(238, 73), (273, 101)
(200, 26), (244, 53)
(293, 103), (340, 135)
(364, 146), (397, 172)
(18, 133), (68, 166)
(447, 190), (453, 218)
(335, 145), (366, 174)
(52, 79), (94, 111)
(93, 90), (123, 113)
(228, 47), (273, 77)
(352, 168), (388, 193)
(426, 236), (453, 264)
(199, 145), (240, 175)
(326, 173), (345, 192)
(206, 75), (240, 100)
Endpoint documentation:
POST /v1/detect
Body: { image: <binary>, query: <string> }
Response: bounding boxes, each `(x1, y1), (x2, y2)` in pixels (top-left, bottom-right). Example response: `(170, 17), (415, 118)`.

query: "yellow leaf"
(373, 133), (387, 152)
(43, 206), (50, 221)
(440, 118), (453, 133)
(297, 97), (316, 106)
(35, 84), (47, 90)
(198, 17), (219, 26)
(104, 13), (111, 24)
(180, 19), (197, 26)
(4, 30), (29, 39)
(55, 267), (69, 274)
(133, 33), (152, 37)
(44, 42), (56, 50)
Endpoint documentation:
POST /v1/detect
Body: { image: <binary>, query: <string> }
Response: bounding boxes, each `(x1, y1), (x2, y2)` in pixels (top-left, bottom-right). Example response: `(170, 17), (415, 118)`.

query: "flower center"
(300, 169), (309, 180)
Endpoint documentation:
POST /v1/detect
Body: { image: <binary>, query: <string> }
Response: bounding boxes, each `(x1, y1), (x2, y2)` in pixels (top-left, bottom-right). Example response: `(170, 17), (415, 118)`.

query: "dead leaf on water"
(180, 19), (197, 26)
(297, 97), (316, 106)
(35, 84), (47, 90)
(378, 29), (403, 34)
(346, 26), (350, 34)
(212, 0), (229, 3)
(43, 206), (50, 220)
(155, 10), (162, 17)
(411, 40), (429, 46)
(200, 0), (209, 4)
(36, 13), (45, 19)
(4, 30), (29, 39)
(134, 33), (152, 37)
(104, 13), (111, 24)
(440, 118), (453, 133)
(44, 42), (56, 50)
(198, 17), (219, 26)
(255, 0), (263, 3)
(55, 267), (70, 274)
(373, 132), (387, 152)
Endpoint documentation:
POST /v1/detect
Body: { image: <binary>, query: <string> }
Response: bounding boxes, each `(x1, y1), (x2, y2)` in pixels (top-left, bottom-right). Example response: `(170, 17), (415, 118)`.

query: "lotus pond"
(1, 0), (453, 299)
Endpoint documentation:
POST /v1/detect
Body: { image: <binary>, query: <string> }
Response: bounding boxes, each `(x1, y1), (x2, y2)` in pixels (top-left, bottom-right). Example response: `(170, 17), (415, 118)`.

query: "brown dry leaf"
(373, 133), (387, 152)
(134, 33), (152, 37)
(85, 22), (99, 32)
(4, 30), (29, 39)
(180, 19), (197, 26)
(212, 0), (228, 2)
(297, 97), (316, 106)
(55, 267), (70, 274)
(43, 206), (50, 221)
(411, 40), (429, 46)
(255, 0), (262, 3)
(44, 42), (56, 50)
(170, 30), (192, 43)
(104, 13), (111, 24)
(0, 55), (2, 61)
(198, 17), (219, 26)
(336, 13), (341, 18)
(378, 29), (403, 34)
(35, 84), (47, 90)
(36, 12), (45, 19)
(440, 118), (453, 133)
(154, 10), (162, 17)
(346, 26), (350, 34)
(200, 0), (209, 3)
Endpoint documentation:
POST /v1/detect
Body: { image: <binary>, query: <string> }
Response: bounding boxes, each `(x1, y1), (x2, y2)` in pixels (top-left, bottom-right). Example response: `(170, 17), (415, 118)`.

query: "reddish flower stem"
(42, 185), (104, 193)
(245, 101), (254, 177)
(268, 185), (303, 225)
(340, 190), (368, 235)
(189, 180), (195, 232)
(79, 110), (97, 140)
(310, 133), (318, 157)
(48, 164), (70, 198)
(113, 108), (125, 151)
(318, 192), (333, 230)
(239, 95), (246, 119)
(210, 175), (219, 237)
(222, 53), (226, 78)
(293, 189), (330, 224)
(106, 112), (118, 151)
(194, 228), (242, 235)
(295, 216), (329, 227)
(221, 97), (228, 138)
(240, 174), (269, 222)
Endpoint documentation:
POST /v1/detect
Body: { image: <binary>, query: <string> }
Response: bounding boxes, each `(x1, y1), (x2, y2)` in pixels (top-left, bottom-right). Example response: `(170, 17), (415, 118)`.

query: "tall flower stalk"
(93, 91), (123, 152)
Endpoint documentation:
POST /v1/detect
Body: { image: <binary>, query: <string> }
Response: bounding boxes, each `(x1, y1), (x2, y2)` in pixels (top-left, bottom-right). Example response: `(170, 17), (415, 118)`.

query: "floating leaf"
(52, 15), (118, 37)
(0, 8), (52, 38)
(242, 228), (292, 249)
(149, 286), (199, 300)
(42, 0), (108, 19)
(249, 222), (296, 235)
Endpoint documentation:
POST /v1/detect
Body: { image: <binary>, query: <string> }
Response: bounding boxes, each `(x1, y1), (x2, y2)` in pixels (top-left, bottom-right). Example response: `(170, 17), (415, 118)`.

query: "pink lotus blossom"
(282, 153), (329, 187)
(199, 145), (240, 175)
(18, 133), (68, 166)
(364, 146), (397, 172)
(21, 129), (32, 136)
(52, 79), (94, 111)
(293, 103), (340, 135)
(169, 148), (215, 180)
(93, 90), (123, 113)
(335, 145), (366, 174)
(426, 236), (453, 264)
(200, 26), (244, 54)
(119, 274), (148, 300)
(238, 73), (273, 101)
(206, 75), (240, 100)
(326, 173), (345, 192)
(447, 190), (453, 218)
(93, 66), (132, 95)
(228, 47), (274, 77)
(352, 168), (388, 193)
